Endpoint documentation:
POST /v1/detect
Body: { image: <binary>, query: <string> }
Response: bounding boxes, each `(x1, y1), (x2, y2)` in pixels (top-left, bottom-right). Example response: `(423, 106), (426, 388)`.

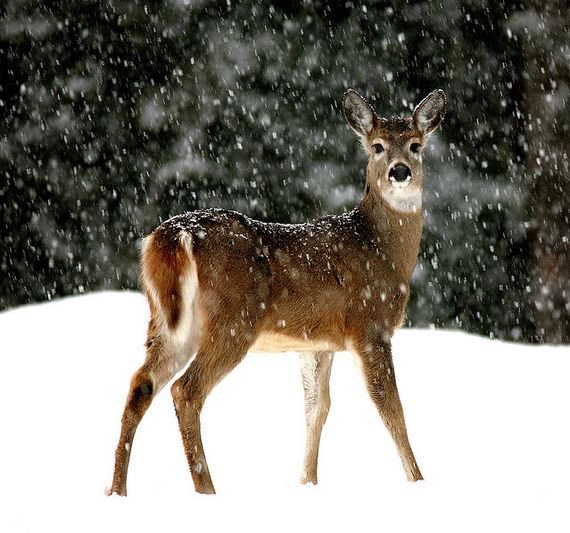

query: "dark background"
(1, 0), (568, 343)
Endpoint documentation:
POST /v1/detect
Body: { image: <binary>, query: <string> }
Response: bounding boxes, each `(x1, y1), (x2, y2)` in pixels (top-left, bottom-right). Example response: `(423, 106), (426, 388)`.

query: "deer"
(108, 88), (446, 496)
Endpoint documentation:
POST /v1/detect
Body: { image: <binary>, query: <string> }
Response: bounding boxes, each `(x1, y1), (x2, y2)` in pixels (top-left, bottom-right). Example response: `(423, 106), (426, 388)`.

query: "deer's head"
(343, 89), (446, 214)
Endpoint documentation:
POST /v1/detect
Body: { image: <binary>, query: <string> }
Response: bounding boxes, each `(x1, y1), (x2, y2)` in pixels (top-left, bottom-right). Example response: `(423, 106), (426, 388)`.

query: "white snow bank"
(1, 292), (569, 532)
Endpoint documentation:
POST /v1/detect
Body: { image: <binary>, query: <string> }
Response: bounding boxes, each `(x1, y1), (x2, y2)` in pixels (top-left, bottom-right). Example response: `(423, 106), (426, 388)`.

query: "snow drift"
(1, 292), (569, 532)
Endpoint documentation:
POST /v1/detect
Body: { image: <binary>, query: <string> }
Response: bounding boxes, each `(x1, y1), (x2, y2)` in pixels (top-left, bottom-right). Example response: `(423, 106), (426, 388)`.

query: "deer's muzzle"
(389, 164), (412, 183)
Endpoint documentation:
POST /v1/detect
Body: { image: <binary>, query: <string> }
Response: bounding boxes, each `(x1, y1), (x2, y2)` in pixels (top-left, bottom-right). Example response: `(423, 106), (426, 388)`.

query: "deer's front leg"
(299, 351), (334, 485)
(352, 335), (423, 481)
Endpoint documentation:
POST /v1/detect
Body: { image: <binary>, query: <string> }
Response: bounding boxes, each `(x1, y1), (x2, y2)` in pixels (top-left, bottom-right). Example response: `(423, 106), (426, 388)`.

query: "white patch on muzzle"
(378, 178), (422, 213)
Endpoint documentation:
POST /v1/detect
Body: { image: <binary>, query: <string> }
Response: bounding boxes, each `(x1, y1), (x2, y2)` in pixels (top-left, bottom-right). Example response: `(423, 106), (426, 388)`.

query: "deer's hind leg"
(171, 329), (253, 494)
(108, 317), (193, 496)
(299, 351), (334, 485)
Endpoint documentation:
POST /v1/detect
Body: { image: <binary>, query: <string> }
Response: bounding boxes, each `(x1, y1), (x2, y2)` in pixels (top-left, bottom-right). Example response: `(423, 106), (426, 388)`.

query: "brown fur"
(141, 228), (190, 330)
(108, 89), (445, 496)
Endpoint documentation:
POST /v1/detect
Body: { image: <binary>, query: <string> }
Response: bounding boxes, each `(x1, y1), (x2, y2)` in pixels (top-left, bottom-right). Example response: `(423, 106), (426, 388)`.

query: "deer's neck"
(357, 189), (424, 281)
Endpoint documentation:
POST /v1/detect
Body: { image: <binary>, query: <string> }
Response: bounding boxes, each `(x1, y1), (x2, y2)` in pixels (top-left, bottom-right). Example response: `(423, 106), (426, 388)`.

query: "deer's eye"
(410, 143), (422, 153)
(373, 143), (384, 154)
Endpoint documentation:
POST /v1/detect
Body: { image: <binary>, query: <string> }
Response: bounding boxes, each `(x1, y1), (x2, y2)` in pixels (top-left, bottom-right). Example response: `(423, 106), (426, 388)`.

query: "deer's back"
(152, 208), (413, 349)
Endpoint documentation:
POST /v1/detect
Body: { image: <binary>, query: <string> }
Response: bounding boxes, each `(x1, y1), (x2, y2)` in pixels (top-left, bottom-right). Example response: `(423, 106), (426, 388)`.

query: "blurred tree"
(1, 0), (186, 304)
(509, 0), (570, 343)
(399, 0), (569, 342)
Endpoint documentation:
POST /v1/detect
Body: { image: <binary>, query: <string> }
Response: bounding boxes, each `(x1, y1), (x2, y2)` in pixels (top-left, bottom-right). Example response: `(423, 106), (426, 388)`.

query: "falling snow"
(1, 1), (568, 343)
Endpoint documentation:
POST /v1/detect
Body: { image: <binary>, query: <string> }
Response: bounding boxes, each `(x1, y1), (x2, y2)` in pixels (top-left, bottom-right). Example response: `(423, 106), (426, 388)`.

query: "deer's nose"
(389, 164), (412, 182)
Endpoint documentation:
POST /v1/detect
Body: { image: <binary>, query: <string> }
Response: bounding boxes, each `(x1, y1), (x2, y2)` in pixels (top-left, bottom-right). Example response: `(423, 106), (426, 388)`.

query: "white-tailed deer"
(108, 88), (446, 495)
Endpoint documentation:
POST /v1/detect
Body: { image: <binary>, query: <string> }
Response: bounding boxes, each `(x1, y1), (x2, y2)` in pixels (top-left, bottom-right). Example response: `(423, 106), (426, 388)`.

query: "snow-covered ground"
(1, 292), (569, 532)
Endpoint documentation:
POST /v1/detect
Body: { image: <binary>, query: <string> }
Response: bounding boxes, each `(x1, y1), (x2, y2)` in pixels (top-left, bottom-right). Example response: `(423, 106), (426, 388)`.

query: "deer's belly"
(250, 332), (344, 353)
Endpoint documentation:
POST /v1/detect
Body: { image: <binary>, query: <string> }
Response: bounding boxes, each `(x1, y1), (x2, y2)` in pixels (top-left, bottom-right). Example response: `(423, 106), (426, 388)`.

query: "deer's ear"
(343, 89), (377, 137)
(413, 89), (446, 136)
